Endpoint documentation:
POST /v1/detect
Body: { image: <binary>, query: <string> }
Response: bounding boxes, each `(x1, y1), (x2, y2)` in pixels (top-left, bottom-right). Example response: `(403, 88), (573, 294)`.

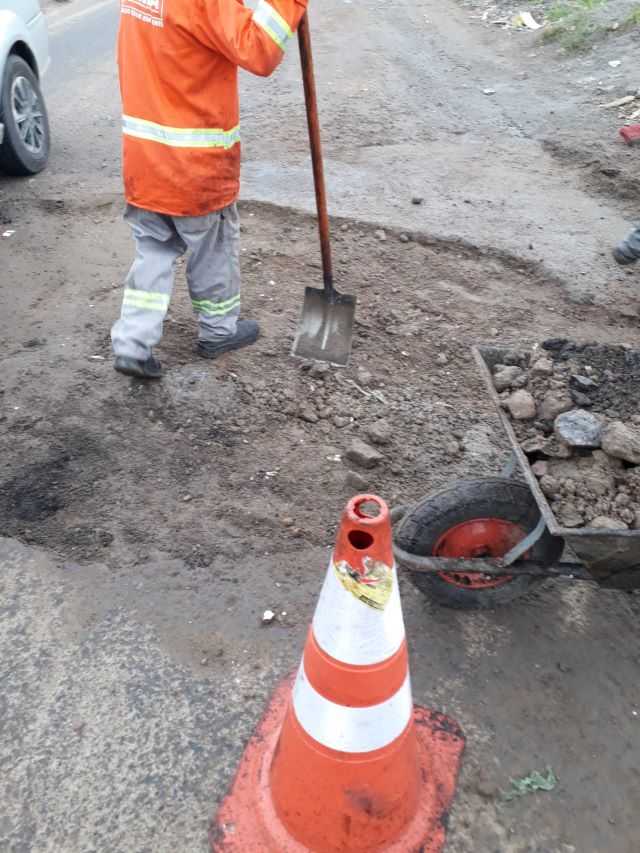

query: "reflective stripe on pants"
(111, 203), (241, 360)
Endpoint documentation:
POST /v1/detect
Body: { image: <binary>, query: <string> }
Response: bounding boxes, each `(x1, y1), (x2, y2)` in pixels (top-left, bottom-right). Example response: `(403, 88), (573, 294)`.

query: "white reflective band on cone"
(292, 665), (413, 753)
(312, 560), (405, 666)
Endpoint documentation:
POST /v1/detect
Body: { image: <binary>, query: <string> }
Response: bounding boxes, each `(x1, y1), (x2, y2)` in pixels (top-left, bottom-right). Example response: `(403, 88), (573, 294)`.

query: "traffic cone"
(210, 495), (464, 852)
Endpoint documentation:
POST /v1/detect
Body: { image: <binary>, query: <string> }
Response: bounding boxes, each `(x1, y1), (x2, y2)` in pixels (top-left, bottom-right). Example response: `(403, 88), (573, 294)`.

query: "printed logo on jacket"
(121, 0), (164, 27)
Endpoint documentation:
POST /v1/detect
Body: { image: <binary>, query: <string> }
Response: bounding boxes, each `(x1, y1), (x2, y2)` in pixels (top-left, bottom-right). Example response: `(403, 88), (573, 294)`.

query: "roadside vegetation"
(467, 0), (640, 50)
(541, 0), (640, 50)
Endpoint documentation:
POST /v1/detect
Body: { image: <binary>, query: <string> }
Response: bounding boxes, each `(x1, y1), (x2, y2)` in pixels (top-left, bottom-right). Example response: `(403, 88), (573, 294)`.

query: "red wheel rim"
(434, 518), (530, 589)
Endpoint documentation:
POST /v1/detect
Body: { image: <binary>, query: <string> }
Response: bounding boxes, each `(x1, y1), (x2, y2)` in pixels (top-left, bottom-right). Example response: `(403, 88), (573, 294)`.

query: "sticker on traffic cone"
(210, 495), (464, 852)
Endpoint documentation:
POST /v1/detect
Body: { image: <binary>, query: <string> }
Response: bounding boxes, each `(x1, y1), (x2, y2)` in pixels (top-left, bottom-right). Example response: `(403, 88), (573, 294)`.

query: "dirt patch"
(1, 200), (639, 569)
(492, 340), (640, 529)
(541, 139), (640, 203)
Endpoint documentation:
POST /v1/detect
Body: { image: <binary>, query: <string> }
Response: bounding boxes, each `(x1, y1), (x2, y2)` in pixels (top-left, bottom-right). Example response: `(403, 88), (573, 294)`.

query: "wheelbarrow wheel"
(396, 477), (563, 609)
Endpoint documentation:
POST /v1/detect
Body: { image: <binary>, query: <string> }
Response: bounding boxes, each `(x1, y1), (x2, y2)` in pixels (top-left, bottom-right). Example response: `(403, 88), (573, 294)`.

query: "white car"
(0, 0), (50, 175)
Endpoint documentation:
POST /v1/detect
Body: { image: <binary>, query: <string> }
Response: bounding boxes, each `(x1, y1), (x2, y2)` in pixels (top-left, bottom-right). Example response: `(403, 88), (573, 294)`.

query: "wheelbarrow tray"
(473, 345), (640, 591)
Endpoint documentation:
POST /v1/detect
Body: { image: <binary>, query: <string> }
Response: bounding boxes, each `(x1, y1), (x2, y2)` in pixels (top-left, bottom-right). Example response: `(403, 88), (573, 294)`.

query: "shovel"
(291, 12), (356, 367)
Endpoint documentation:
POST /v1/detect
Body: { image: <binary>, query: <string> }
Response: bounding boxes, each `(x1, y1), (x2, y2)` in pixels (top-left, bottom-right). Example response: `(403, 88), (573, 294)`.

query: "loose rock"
(540, 475), (560, 496)
(590, 516), (629, 530)
(554, 410), (603, 448)
(570, 375), (598, 393)
(475, 777), (497, 799)
(558, 503), (584, 528)
(571, 390), (593, 408)
(579, 469), (614, 497)
(601, 421), (640, 464)
(540, 392), (573, 420)
(345, 439), (382, 469)
(522, 435), (546, 454)
(591, 450), (623, 470)
(508, 342), (640, 530)
(506, 390), (536, 420)
(493, 364), (522, 391)
(309, 361), (331, 379)
(345, 470), (369, 491)
(541, 438), (573, 459)
(299, 409), (319, 423)
(356, 368), (372, 386)
(531, 357), (553, 377)
(367, 419), (392, 446)
(531, 460), (549, 478)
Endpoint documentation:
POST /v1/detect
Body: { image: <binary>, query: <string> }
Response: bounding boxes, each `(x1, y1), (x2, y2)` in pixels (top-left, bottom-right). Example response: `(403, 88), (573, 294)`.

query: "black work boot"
(613, 220), (640, 265)
(114, 355), (163, 379)
(198, 319), (260, 359)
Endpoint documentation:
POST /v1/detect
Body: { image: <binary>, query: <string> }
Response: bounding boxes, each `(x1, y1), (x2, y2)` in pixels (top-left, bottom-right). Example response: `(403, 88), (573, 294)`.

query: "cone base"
(210, 672), (465, 853)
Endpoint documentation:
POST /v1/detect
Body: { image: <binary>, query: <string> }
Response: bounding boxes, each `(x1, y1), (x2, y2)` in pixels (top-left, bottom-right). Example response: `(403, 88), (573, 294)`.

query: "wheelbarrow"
(392, 344), (640, 608)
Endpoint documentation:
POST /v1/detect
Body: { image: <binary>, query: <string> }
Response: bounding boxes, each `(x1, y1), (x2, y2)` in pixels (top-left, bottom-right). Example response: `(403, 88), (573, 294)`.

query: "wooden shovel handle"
(298, 12), (334, 293)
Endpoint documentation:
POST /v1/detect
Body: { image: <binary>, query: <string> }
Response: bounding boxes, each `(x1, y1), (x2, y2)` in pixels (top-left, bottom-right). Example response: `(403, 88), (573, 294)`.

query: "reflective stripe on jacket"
(118, 0), (308, 216)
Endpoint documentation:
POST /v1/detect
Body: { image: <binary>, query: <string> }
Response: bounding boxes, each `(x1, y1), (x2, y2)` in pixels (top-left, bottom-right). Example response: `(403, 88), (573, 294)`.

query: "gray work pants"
(111, 203), (241, 360)
(620, 219), (640, 260)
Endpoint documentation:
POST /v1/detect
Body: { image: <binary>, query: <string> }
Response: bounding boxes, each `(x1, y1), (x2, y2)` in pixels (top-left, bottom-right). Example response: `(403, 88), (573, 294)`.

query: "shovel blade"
(291, 286), (356, 367)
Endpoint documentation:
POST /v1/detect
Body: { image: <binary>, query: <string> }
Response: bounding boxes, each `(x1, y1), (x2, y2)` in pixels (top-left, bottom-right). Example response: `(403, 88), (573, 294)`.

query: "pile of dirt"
(493, 340), (640, 529)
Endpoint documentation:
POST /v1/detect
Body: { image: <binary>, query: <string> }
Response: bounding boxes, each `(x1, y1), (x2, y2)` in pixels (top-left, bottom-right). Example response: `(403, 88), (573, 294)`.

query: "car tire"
(0, 54), (50, 176)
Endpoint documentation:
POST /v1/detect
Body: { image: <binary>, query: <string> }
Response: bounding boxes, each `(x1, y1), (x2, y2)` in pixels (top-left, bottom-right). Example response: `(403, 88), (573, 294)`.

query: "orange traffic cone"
(210, 495), (464, 852)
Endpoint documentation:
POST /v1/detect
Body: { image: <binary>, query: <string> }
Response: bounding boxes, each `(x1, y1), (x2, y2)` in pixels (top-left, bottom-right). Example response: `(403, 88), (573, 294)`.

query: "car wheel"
(0, 54), (50, 176)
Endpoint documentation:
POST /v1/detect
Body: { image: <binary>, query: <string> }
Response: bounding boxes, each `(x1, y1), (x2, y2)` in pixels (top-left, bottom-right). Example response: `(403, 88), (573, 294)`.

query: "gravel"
(493, 342), (640, 530)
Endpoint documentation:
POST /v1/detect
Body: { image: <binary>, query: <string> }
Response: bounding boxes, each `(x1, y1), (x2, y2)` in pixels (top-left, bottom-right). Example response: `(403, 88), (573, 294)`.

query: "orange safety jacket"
(118, 0), (308, 217)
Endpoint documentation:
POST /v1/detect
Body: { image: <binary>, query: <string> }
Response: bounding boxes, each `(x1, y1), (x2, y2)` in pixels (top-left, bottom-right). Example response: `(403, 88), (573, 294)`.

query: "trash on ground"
(502, 766), (557, 801)
(515, 11), (541, 29)
(619, 124), (640, 146)
(601, 94), (636, 109)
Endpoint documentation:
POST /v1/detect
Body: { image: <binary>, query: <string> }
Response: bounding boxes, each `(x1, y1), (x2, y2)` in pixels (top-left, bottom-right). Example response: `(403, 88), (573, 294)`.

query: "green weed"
(617, 3), (640, 31)
(542, 0), (640, 48)
(502, 766), (557, 802)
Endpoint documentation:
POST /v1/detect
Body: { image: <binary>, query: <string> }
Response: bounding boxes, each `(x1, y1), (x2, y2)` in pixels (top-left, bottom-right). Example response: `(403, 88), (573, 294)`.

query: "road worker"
(613, 219), (640, 266)
(112, 0), (309, 379)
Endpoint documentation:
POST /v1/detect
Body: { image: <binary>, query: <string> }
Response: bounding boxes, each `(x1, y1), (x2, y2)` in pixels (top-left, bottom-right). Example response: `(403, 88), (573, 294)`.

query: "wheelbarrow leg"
(502, 515), (548, 566)
(500, 452), (518, 479)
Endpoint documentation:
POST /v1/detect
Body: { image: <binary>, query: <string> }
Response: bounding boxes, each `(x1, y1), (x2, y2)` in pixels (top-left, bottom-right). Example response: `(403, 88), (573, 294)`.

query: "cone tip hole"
(348, 530), (375, 550)
(353, 497), (383, 519)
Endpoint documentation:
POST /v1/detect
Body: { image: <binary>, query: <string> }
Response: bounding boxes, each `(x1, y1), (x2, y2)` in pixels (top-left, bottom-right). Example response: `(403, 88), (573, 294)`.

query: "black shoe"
(114, 355), (163, 379)
(612, 244), (638, 265)
(198, 319), (260, 359)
